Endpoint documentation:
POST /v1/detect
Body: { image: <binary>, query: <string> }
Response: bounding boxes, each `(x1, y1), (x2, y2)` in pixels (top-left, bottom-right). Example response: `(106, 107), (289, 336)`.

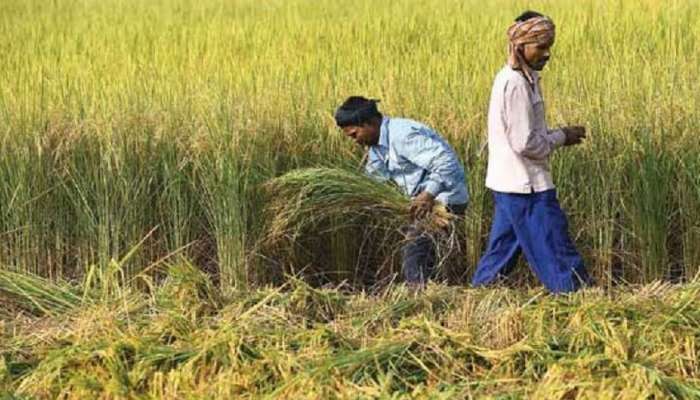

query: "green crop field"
(1, 0), (700, 397)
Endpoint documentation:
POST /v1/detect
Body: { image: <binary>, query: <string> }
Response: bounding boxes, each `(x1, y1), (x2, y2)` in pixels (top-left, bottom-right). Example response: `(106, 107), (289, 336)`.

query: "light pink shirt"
(485, 65), (566, 194)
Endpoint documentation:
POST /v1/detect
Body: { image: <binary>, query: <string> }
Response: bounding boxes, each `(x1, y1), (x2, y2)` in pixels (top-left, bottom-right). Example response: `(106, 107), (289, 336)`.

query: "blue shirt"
(365, 117), (469, 206)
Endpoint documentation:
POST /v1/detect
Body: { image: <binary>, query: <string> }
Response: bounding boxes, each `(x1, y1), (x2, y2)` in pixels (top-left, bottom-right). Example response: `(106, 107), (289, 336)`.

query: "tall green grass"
(0, 0), (699, 288)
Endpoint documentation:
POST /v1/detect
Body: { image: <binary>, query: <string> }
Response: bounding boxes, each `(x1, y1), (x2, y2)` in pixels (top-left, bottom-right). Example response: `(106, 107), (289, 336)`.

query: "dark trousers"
(402, 203), (466, 284)
(471, 189), (591, 293)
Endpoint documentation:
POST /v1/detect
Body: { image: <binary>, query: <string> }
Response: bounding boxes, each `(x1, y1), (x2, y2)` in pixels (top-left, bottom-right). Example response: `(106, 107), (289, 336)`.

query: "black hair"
(515, 10), (544, 22)
(334, 96), (383, 127)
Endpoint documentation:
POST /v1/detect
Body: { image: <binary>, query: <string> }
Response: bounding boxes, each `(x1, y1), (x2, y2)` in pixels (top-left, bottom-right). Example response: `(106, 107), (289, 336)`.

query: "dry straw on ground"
(2, 263), (700, 398)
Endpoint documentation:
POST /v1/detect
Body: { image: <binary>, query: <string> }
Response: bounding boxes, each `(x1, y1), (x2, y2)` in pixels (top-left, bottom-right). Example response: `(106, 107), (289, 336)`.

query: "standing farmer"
(335, 96), (469, 287)
(471, 11), (591, 293)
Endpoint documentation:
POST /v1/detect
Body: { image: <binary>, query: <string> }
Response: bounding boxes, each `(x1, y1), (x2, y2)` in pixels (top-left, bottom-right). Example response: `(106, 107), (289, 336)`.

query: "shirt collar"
(506, 64), (541, 85)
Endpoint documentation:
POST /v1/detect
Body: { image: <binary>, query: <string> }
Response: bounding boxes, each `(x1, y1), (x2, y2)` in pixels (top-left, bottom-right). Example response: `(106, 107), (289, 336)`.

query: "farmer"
(471, 11), (591, 293)
(335, 96), (469, 287)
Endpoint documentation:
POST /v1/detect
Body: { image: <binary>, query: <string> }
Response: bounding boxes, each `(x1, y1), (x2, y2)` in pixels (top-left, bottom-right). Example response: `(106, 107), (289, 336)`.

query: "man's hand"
(562, 126), (586, 146)
(410, 191), (435, 221)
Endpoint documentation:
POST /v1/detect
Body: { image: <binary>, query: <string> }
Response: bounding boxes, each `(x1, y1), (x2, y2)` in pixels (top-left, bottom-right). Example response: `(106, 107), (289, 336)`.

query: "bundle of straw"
(264, 167), (454, 243)
(261, 168), (464, 284)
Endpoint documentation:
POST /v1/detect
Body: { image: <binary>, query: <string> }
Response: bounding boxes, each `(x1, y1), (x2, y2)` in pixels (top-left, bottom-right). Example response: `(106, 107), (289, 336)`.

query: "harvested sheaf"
(264, 167), (454, 238)
(261, 167), (464, 282)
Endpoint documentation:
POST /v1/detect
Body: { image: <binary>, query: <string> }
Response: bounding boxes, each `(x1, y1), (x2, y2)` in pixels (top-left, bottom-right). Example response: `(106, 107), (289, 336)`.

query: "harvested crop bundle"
(261, 168), (465, 285)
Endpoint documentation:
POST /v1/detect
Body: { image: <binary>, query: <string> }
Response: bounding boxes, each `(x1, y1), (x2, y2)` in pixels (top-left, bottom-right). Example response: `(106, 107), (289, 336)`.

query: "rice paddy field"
(1, 0), (700, 397)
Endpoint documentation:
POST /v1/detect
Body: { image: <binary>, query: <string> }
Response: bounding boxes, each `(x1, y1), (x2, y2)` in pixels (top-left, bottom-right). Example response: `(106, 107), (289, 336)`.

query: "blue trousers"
(472, 190), (590, 293)
(402, 203), (466, 284)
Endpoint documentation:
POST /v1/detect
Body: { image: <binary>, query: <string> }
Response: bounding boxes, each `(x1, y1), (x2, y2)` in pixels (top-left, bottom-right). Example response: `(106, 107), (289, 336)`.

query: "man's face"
(341, 122), (380, 146)
(521, 39), (554, 71)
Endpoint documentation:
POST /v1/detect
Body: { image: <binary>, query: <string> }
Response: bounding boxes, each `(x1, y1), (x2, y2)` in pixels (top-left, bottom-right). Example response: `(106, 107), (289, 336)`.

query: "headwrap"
(507, 16), (556, 85)
(334, 99), (381, 127)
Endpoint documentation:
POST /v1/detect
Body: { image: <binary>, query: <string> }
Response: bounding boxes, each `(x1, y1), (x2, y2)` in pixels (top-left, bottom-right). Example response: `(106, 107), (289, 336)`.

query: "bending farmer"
(335, 96), (469, 286)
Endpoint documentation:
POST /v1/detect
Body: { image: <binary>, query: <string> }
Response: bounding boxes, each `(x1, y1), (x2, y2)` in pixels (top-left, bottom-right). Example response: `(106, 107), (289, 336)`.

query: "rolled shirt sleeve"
(423, 179), (443, 197)
(547, 128), (567, 148)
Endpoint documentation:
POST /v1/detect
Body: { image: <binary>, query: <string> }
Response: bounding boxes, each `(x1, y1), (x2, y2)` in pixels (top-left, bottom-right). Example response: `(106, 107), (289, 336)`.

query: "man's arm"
(401, 128), (466, 200)
(400, 129), (466, 219)
(504, 81), (565, 160)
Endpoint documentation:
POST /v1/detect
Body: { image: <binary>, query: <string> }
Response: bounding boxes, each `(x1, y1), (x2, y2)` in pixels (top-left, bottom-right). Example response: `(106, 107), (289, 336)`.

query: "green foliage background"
(1, 0), (699, 287)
